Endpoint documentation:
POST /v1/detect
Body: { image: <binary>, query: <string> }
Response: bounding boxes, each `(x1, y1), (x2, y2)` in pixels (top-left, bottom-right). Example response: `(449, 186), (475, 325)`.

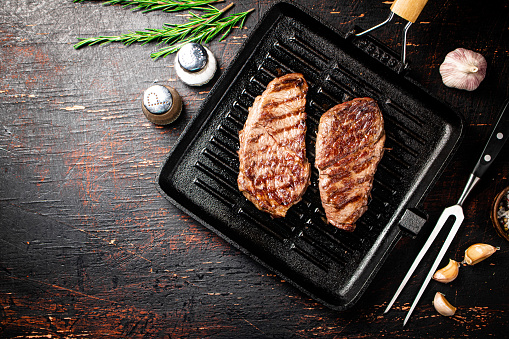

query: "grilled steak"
(315, 98), (385, 231)
(238, 73), (310, 217)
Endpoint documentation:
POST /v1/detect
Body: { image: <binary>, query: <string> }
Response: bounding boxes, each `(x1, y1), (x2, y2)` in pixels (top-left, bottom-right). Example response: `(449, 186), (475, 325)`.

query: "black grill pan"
(157, 1), (463, 310)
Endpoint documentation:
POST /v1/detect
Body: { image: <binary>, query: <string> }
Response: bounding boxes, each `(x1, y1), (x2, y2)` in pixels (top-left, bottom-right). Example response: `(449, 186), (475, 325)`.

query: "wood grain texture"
(1, 0), (508, 337)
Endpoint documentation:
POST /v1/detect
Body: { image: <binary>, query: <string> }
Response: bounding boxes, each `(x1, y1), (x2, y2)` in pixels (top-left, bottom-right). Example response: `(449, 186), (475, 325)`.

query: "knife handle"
(391, 0), (428, 23)
(473, 99), (509, 178)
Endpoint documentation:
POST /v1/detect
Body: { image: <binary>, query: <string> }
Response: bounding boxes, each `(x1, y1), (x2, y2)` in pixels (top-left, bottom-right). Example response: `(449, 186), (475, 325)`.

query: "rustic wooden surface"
(1, 0), (508, 337)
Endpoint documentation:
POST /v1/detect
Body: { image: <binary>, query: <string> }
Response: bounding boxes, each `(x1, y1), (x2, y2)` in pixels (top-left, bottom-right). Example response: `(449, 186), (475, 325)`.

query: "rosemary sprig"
(151, 5), (252, 59)
(73, 0), (223, 13)
(73, 4), (253, 59)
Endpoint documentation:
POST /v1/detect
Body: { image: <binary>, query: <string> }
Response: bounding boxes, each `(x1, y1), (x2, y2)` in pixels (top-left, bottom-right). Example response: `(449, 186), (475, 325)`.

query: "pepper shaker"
(142, 84), (182, 125)
(174, 43), (217, 86)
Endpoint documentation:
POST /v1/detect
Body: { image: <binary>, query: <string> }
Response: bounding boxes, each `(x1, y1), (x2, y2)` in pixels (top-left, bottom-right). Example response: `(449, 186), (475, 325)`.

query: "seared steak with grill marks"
(315, 98), (385, 231)
(237, 73), (310, 218)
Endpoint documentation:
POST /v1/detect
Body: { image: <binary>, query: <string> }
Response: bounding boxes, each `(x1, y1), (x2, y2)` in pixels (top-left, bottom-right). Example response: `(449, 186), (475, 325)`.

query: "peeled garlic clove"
(463, 243), (499, 265)
(433, 292), (456, 317)
(439, 48), (487, 91)
(433, 259), (460, 283)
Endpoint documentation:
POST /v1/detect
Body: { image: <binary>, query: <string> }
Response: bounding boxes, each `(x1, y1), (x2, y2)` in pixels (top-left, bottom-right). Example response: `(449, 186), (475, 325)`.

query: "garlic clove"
(463, 243), (499, 265)
(439, 48), (487, 91)
(433, 292), (456, 317)
(433, 259), (460, 283)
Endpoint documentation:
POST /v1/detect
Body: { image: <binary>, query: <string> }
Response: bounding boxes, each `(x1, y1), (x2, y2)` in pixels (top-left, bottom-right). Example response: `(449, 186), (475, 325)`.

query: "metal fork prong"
(384, 208), (453, 313)
(403, 206), (464, 326)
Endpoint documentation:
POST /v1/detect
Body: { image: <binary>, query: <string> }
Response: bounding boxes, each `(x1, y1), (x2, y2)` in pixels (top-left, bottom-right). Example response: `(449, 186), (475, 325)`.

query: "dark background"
(1, 0), (508, 337)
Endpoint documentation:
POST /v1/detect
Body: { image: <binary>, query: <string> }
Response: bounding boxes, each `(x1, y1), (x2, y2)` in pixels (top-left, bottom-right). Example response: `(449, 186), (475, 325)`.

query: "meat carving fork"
(385, 99), (509, 326)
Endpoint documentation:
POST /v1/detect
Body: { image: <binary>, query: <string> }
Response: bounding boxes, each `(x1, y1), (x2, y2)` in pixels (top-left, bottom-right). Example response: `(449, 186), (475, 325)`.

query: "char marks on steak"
(315, 98), (385, 231)
(238, 73), (310, 218)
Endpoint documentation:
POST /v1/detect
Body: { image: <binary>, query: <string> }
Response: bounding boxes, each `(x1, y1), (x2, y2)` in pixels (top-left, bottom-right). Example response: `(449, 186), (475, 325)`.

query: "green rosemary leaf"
(73, 0), (223, 13)
(150, 7), (252, 59)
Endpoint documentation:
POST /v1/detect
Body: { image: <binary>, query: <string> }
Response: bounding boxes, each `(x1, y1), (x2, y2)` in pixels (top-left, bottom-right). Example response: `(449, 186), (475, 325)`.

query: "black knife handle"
(473, 99), (509, 178)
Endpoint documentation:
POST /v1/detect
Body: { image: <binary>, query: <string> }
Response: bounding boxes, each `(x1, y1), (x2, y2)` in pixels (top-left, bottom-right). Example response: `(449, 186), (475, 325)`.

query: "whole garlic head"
(439, 48), (487, 91)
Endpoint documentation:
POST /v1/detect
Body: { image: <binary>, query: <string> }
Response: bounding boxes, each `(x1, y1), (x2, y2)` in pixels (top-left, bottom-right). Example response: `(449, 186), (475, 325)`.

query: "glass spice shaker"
(142, 84), (183, 125)
(174, 42), (217, 86)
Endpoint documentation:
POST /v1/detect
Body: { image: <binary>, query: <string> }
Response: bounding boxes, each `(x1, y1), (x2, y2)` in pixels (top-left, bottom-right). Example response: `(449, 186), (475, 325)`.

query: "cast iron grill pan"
(157, 2), (463, 310)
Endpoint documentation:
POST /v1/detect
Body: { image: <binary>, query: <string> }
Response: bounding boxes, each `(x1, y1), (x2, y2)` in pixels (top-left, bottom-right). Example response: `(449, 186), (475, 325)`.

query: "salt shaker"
(141, 84), (182, 125)
(174, 43), (217, 86)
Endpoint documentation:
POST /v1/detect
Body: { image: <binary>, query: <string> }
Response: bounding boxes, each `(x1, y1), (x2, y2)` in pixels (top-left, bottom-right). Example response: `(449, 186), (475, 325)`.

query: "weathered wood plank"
(1, 0), (508, 337)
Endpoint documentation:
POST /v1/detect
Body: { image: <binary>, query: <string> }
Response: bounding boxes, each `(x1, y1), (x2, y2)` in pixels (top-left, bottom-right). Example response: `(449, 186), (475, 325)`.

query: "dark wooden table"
(1, 0), (508, 337)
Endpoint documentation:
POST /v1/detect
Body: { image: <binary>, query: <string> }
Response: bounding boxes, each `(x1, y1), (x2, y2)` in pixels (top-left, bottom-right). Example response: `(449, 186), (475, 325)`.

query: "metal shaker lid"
(142, 85), (182, 125)
(177, 43), (208, 72)
(143, 85), (173, 115)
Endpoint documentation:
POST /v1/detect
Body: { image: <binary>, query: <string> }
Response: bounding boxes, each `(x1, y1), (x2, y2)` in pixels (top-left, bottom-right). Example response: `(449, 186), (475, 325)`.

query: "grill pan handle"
(398, 208), (428, 237)
(391, 0), (429, 23)
(355, 0), (429, 66)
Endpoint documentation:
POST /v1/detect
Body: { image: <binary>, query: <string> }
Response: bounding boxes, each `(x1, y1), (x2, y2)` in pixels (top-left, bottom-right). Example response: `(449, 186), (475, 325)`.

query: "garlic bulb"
(439, 48), (487, 91)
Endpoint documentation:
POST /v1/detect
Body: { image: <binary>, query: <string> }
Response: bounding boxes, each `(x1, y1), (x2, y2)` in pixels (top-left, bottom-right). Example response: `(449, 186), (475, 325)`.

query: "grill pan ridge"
(157, 2), (463, 310)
